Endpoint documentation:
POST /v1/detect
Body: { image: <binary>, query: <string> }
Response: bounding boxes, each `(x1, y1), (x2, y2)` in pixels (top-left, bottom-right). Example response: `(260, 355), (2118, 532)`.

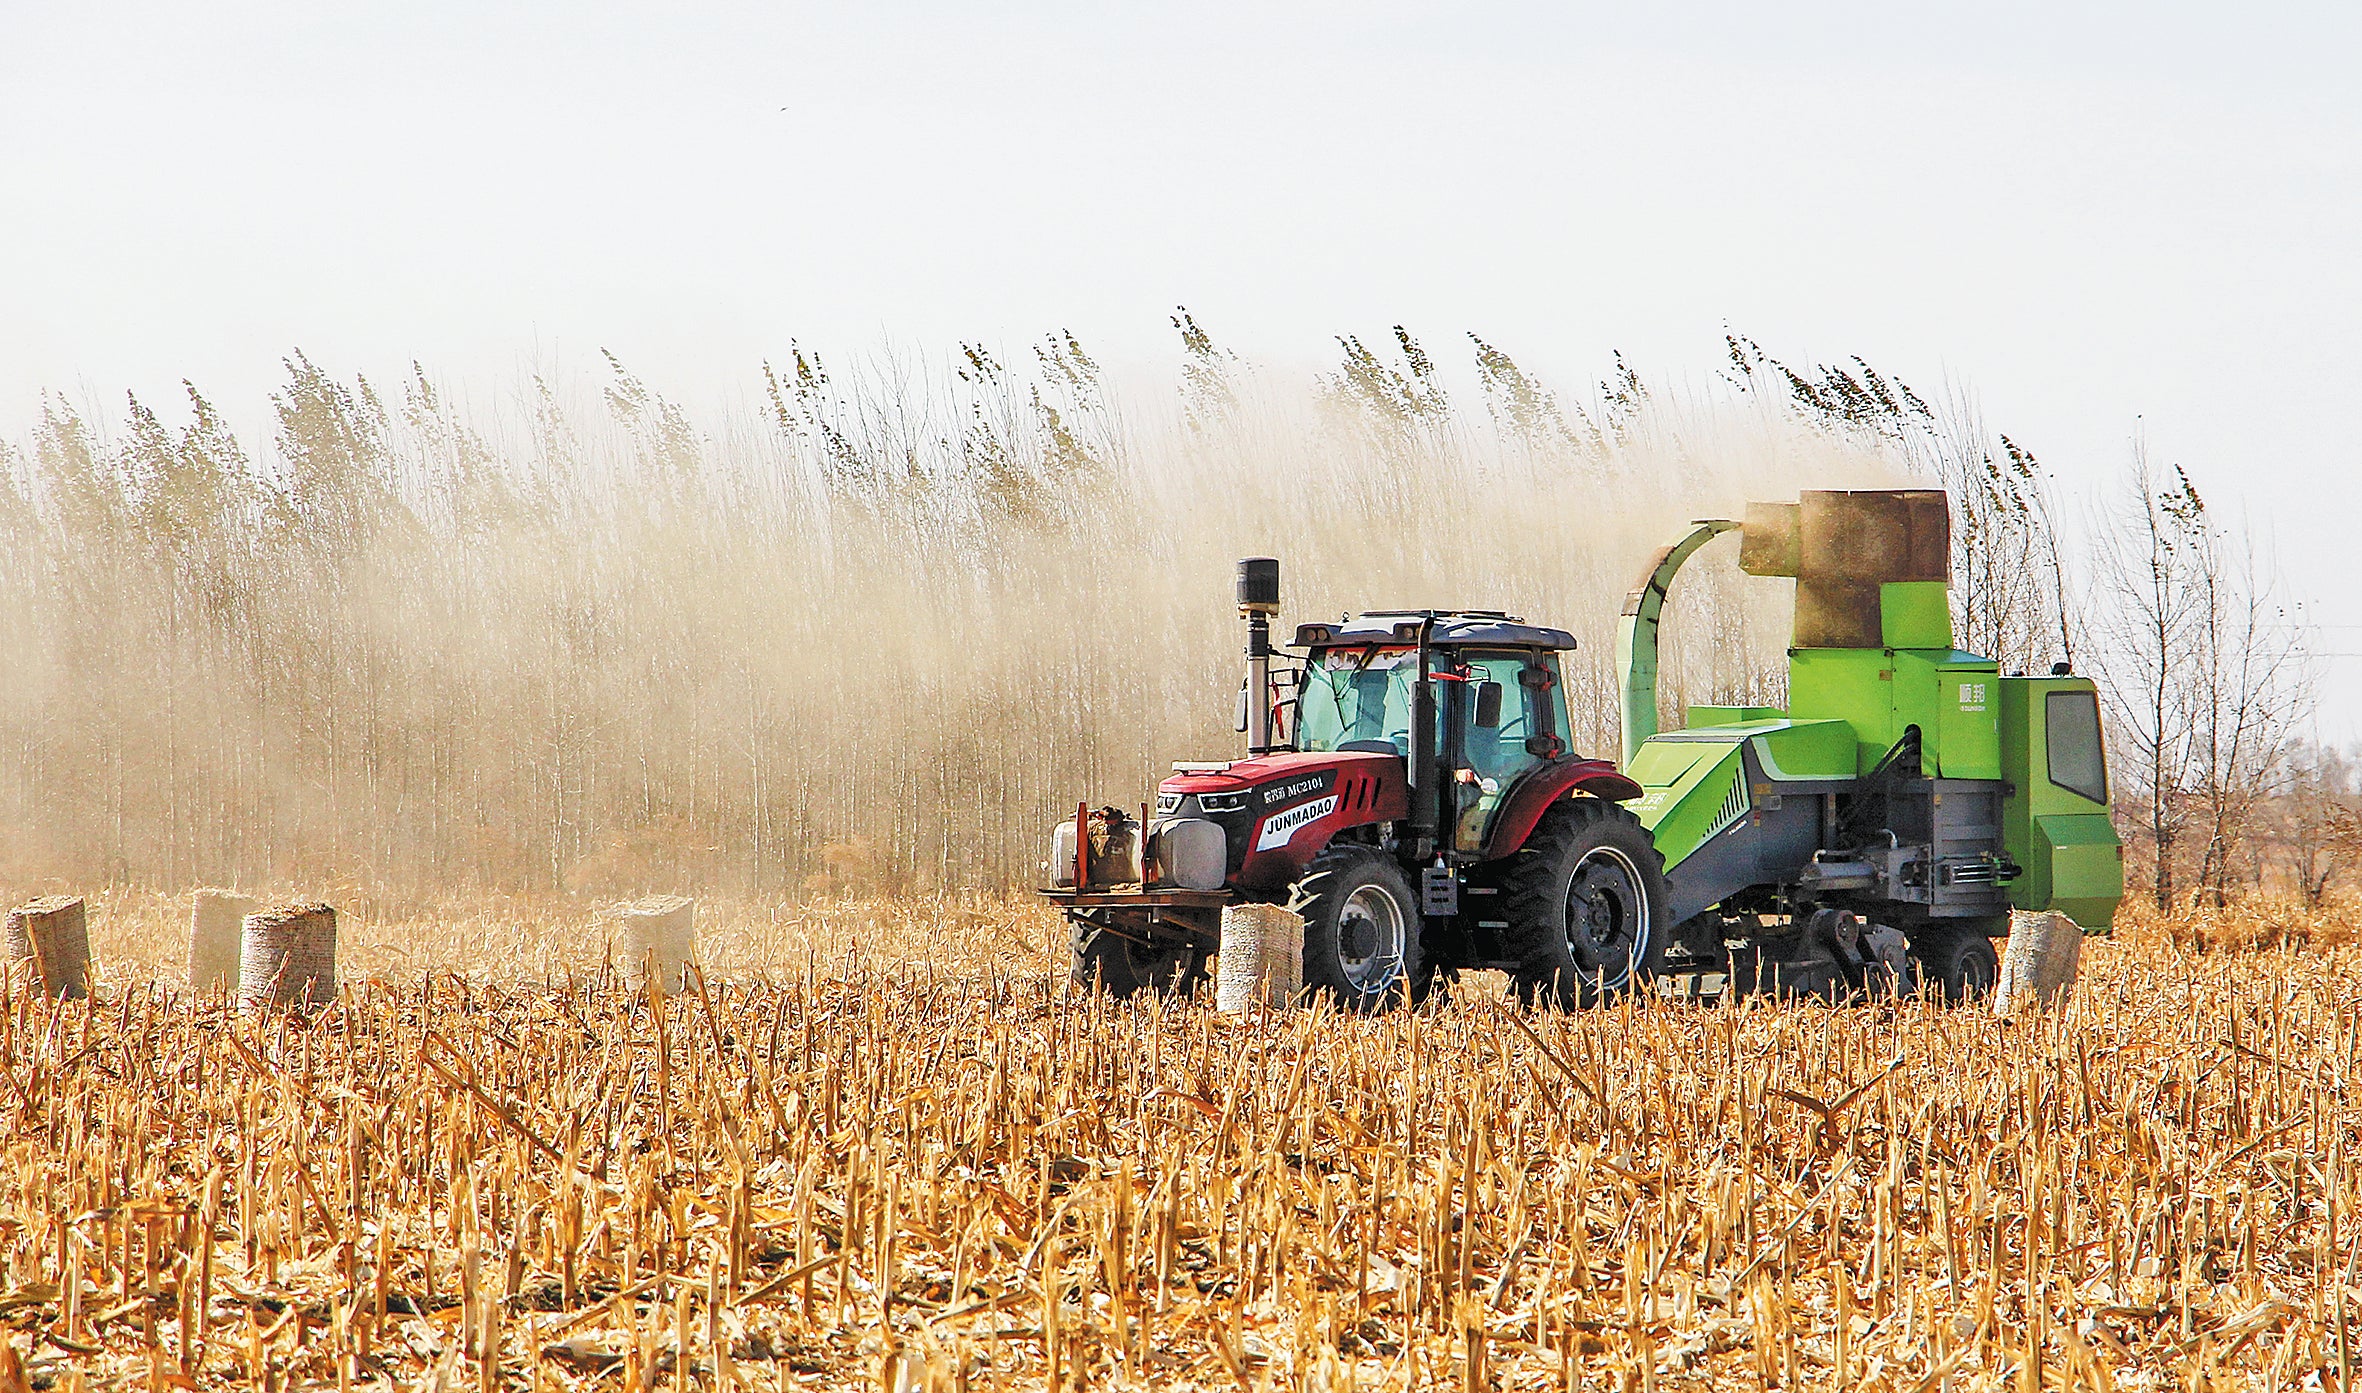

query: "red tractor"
(1044, 557), (1656, 1010)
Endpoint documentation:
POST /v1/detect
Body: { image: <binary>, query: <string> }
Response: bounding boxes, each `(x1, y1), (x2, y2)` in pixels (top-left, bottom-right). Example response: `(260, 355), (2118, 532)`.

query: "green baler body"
(1786, 648), (2002, 780)
(1628, 580), (2122, 932)
(1626, 714), (1854, 868)
(1624, 738), (1746, 868)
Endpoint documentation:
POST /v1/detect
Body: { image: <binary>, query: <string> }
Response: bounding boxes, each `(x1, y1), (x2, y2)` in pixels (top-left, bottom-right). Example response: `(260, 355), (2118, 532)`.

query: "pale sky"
(5, 2), (2359, 733)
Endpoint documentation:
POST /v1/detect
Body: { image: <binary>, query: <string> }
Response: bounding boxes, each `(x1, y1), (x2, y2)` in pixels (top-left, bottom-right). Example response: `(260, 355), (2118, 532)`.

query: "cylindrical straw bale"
(239, 903), (338, 1011)
(3, 896), (89, 1000)
(1995, 908), (2082, 1017)
(1216, 903), (1303, 1013)
(189, 889), (258, 995)
(613, 895), (696, 990)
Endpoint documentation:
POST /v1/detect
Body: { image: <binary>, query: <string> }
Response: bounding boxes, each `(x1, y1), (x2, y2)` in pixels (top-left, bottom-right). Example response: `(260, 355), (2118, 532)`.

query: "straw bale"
(1216, 903), (1303, 1012)
(239, 902), (337, 1011)
(1995, 908), (2081, 1016)
(611, 894), (696, 989)
(3, 896), (88, 1000)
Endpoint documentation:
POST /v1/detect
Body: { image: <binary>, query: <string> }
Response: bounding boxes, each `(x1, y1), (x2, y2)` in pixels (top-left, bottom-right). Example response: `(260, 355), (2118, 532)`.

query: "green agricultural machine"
(1044, 488), (2121, 1007)
(1617, 488), (2122, 1001)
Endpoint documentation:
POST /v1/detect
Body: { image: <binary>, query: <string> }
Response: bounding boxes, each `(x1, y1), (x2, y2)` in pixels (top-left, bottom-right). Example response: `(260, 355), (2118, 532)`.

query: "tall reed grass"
(0, 326), (1905, 894)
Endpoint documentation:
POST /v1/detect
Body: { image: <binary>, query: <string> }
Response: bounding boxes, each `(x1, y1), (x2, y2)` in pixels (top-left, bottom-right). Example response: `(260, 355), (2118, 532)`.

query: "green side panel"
(1685, 705), (1785, 728)
(1785, 648), (1897, 776)
(1933, 658), (2000, 780)
(1748, 719), (1857, 780)
(1880, 581), (1954, 649)
(1789, 642), (2004, 781)
(2037, 814), (2124, 932)
(1625, 735), (1748, 869)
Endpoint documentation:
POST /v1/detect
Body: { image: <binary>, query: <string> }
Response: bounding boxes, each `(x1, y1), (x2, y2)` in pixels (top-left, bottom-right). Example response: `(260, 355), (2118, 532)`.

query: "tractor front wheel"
(1289, 844), (1422, 1013)
(1498, 798), (1670, 1008)
(1070, 920), (1205, 998)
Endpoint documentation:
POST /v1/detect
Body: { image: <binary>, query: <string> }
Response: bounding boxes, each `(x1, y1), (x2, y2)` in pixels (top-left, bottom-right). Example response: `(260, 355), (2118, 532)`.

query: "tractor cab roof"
(1290, 610), (1579, 652)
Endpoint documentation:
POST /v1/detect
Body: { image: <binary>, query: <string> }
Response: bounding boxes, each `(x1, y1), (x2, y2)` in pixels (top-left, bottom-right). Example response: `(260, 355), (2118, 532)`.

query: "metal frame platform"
(1039, 888), (1234, 909)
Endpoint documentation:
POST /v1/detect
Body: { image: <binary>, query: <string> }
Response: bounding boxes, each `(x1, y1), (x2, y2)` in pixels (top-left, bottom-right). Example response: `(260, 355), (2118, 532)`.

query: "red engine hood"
(1161, 750), (1410, 891)
(1161, 749), (1401, 793)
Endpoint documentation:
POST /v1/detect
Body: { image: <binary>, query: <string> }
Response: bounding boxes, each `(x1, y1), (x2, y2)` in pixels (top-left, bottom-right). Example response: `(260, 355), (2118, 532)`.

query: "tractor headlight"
(1196, 791), (1250, 814)
(1155, 791), (1183, 815)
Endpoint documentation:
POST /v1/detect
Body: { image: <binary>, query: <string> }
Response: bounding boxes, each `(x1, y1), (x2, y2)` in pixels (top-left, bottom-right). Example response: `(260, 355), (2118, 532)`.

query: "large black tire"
(1069, 920), (1205, 999)
(1908, 926), (1999, 1007)
(1288, 844), (1423, 1013)
(1498, 799), (1670, 1008)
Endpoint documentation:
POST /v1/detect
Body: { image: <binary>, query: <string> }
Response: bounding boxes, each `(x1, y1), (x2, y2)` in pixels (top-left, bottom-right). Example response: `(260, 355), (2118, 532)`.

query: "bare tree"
(1930, 413), (2074, 676)
(2186, 529), (2312, 903)
(2277, 740), (2362, 906)
(2088, 441), (2311, 908)
(2089, 448), (2206, 908)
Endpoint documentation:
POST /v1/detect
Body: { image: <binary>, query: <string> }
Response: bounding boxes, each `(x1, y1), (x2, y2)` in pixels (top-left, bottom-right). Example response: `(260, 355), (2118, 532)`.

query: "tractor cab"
(1289, 613), (1577, 852)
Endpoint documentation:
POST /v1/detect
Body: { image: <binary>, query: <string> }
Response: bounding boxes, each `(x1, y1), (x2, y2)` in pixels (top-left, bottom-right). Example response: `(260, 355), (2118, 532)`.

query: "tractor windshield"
(1296, 646), (1572, 766)
(1296, 647), (1420, 754)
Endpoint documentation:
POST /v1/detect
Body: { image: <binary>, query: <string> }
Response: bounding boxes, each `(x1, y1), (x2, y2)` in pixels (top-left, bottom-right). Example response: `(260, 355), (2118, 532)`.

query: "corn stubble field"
(1, 329), (2348, 1390)
(1, 897), (2357, 1393)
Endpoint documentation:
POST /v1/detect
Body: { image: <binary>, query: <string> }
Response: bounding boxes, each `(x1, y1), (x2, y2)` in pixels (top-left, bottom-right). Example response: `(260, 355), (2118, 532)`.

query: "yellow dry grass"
(0, 895), (2357, 1391)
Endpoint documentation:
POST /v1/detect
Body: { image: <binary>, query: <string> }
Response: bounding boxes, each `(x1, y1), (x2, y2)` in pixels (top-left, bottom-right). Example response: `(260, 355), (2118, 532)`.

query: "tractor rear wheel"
(1289, 844), (1422, 1013)
(1069, 920), (1205, 998)
(1497, 798), (1670, 1008)
(1908, 926), (1999, 1006)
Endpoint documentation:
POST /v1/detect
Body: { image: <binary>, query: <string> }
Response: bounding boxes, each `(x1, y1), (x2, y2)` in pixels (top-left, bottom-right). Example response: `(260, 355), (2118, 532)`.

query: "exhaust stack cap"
(1237, 557), (1280, 615)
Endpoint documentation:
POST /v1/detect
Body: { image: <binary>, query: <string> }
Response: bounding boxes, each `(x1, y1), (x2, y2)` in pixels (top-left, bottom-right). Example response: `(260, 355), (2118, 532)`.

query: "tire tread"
(1495, 798), (1668, 1007)
(1288, 843), (1421, 1013)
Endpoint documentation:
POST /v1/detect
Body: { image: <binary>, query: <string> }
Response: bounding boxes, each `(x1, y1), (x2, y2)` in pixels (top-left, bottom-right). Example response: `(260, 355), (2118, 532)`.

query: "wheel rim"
(1337, 884), (1407, 994)
(1561, 846), (1650, 991)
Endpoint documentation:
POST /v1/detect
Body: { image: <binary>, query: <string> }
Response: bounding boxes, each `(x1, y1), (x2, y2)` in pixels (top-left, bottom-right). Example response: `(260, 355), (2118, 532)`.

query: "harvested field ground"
(1, 895), (2358, 1391)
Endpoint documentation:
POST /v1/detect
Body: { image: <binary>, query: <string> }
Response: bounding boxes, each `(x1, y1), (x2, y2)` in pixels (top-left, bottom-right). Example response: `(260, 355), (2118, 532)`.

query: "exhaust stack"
(1238, 558), (1280, 755)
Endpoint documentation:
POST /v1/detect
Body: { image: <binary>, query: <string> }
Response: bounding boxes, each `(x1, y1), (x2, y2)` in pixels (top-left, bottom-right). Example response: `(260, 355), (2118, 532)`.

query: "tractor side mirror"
(1473, 681), (1504, 729)
(1234, 682), (1250, 733)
